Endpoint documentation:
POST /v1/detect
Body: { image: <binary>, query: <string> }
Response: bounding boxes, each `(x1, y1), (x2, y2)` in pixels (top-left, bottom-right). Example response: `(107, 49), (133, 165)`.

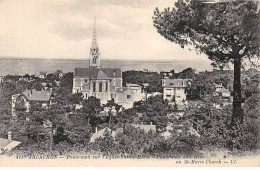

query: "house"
(41, 82), (53, 91)
(213, 83), (232, 109)
(130, 123), (156, 133)
(11, 90), (52, 118)
(160, 70), (175, 79)
(38, 72), (47, 79)
(22, 90), (52, 107)
(162, 79), (190, 103)
(125, 83), (142, 94)
(161, 125), (173, 139)
(55, 70), (63, 78)
(90, 127), (123, 142)
(147, 92), (162, 99)
(222, 88), (231, 98)
(99, 106), (117, 117)
(0, 132), (21, 153)
(167, 103), (186, 121)
(174, 126), (201, 138)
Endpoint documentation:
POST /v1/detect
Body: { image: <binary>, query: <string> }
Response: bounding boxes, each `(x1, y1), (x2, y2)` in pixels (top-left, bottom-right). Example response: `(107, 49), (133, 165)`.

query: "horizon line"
(0, 56), (211, 62)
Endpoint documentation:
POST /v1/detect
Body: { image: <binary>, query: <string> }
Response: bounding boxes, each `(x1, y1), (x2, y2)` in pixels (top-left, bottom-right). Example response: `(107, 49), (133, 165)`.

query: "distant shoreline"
(0, 57), (210, 63)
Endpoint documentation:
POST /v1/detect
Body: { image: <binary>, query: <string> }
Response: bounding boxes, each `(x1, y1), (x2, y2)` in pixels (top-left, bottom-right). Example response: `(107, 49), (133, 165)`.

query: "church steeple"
(89, 16), (101, 68)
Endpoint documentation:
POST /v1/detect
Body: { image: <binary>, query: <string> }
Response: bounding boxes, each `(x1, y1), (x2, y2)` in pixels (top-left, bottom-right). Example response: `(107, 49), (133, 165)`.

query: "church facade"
(72, 18), (141, 106)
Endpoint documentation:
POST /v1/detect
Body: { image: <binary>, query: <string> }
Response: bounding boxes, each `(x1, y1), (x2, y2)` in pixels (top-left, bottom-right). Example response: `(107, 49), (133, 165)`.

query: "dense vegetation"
(153, 0), (260, 124)
(0, 68), (259, 157)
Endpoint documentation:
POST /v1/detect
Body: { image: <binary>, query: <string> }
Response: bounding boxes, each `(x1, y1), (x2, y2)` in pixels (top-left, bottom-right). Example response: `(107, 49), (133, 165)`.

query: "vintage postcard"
(0, 0), (259, 167)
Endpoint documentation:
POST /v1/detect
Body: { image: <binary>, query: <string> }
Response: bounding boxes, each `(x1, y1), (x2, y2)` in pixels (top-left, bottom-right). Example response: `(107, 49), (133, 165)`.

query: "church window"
(93, 82), (96, 92)
(99, 82), (102, 92)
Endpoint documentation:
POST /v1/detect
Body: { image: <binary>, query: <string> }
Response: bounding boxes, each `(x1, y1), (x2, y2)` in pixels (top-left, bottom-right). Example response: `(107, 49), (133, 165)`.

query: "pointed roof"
(0, 138), (21, 151)
(22, 90), (52, 101)
(130, 124), (156, 133)
(74, 68), (122, 78)
(91, 69), (109, 79)
(91, 16), (99, 49)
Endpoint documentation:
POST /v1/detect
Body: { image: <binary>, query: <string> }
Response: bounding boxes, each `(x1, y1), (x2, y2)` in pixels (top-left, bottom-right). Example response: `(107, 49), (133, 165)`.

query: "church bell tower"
(89, 16), (101, 69)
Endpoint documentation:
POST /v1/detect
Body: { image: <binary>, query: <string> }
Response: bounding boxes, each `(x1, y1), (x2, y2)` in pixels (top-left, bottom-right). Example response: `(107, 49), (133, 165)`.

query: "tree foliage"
(153, 0), (260, 123)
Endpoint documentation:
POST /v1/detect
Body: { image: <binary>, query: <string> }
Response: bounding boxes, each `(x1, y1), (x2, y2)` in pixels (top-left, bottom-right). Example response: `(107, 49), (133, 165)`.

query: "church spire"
(89, 16), (101, 68)
(92, 16), (99, 49)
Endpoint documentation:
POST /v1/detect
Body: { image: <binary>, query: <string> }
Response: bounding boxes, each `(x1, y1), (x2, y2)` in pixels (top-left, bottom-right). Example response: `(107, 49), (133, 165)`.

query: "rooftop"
(90, 127), (112, 142)
(130, 124), (156, 133)
(163, 79), (189, 88)
(115, 87), (132, 93)
(175, 104), (186, 111)
(0, 138), (21, 151)
(126, 83), (141, 87)
(22, 90), (52, 101)
(74, 68), (122, 78)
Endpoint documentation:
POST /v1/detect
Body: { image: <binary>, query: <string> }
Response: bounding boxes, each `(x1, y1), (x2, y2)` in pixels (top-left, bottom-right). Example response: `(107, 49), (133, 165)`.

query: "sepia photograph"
(0, 0), (259, 167)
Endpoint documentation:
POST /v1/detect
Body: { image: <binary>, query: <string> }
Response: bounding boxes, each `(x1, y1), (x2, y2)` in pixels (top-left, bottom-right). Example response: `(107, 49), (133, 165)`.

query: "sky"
(0, 0), (210, 61)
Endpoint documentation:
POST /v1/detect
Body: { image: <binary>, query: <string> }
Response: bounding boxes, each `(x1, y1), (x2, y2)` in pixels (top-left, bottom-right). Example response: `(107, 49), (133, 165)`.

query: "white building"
(162, 79), (190, 103)
(11, 90), (52, 118)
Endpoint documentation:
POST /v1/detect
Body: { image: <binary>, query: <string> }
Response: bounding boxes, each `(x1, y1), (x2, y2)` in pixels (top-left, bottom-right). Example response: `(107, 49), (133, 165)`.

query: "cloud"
(0, 0), (210, 62)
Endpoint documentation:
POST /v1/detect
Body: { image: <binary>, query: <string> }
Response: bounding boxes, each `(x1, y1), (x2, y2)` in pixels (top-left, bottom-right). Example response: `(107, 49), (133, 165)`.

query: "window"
(93, 82), (96, 92)
(106, 82), (108, 91)
(99, 82), (102, 92)
(127, 95), (131, 99)
(166, 95), (171, 98)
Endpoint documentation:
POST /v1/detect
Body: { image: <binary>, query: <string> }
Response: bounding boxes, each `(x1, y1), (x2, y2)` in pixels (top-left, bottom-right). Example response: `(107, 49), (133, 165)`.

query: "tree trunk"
(232, 57), (243, 124)
(49, 129), (53, 152)
(87, 116), (90, 126)
(109, 115), (112, 128)
(37, 126), (40, 147)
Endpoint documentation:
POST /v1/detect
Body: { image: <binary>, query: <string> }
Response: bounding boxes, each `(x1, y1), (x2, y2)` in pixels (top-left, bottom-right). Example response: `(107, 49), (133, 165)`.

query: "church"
(72, 18), (144, 106)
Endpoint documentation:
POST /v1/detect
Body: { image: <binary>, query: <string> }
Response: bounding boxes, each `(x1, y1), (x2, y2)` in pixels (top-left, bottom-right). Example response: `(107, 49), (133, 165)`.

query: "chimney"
(150, 122), (153, 125)
(8, 131), (12, 140)
(95, 127), (98, 133)
(141, 122), (143, 125)
(113, 71), (116, 77)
